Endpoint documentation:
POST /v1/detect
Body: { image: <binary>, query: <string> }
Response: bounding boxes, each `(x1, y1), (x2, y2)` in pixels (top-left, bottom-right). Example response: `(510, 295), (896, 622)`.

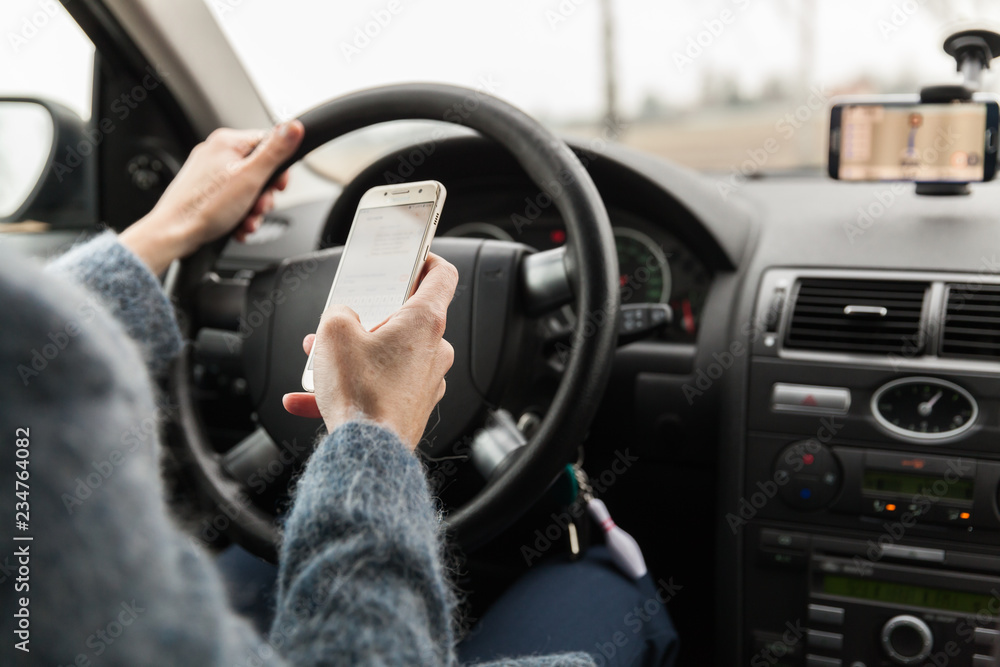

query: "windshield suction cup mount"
(916, 29), (1000, 195)
(943, 29), (1000, 90)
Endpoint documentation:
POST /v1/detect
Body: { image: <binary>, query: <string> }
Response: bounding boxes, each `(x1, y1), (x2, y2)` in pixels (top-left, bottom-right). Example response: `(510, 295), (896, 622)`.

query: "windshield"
(208, 0), (1000, 178)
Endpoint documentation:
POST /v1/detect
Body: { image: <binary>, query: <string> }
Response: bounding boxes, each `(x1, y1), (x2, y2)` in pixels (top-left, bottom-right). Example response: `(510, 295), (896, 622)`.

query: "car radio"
(748, 527), (1000, 667)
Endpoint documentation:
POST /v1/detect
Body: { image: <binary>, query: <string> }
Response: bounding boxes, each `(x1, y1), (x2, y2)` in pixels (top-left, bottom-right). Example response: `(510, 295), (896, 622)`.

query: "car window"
(0, 1), (95, 218)
(0, 1), (94, 117)
(207, 0), (1000, 178)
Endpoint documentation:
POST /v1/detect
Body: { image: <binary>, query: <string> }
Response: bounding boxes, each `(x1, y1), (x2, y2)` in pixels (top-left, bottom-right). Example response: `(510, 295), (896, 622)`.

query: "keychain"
(573, 464), (648, 580)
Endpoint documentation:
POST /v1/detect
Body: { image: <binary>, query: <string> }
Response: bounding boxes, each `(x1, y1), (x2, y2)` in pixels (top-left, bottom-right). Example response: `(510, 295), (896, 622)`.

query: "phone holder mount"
(916, 29), (1000, 195)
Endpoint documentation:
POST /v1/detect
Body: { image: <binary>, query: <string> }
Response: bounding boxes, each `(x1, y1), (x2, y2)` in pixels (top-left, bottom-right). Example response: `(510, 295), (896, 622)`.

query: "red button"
(802, 454), (815, 465)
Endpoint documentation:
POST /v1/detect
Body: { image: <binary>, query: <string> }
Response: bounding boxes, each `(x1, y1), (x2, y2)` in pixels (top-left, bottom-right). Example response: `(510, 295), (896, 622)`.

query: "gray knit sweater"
(0, 232), (594, 666)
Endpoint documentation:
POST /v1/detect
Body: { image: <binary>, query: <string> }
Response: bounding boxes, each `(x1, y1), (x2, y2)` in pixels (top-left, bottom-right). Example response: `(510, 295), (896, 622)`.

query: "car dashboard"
(204, 134), (1000, 666)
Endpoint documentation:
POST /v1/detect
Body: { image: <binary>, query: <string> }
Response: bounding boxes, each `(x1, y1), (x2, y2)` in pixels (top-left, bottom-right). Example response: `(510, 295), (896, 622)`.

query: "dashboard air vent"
(941, 284), (1000, 360)
(785, 279), (927, 355)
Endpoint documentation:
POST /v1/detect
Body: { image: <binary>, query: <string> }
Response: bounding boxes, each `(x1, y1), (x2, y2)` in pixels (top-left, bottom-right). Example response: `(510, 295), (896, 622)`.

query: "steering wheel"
(170, 84), (620, 561)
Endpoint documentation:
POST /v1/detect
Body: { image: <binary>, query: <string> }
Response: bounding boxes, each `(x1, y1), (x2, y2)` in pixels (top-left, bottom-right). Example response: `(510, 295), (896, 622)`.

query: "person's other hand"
(282, 254), (459, 450)
(120, 120), (305, 274)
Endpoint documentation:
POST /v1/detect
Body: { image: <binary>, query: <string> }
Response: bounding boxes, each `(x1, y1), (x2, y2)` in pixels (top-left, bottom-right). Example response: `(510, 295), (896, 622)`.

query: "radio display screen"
(862, 470), (974, 501)
(823, 575), (993, 615)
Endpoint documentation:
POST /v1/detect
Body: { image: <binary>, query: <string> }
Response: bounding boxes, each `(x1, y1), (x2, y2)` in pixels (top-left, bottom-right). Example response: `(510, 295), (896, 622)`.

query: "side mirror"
(0, 97), (95, 225)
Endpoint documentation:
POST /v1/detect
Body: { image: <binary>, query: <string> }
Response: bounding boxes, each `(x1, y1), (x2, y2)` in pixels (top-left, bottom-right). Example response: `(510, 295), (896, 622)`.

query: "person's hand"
(120, 121), (305, 274)
(282, 254), (459, 450)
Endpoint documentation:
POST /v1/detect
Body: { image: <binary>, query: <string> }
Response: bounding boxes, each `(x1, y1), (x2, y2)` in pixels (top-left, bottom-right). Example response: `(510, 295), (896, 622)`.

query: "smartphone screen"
(831, 101), (997, 182)
(301, 180), (445, 391)
(305, 200), (436, 372)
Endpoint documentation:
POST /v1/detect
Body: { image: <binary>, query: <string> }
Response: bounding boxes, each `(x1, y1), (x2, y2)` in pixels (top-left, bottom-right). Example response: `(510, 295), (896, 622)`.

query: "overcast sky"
(3, 1), (1000, 122)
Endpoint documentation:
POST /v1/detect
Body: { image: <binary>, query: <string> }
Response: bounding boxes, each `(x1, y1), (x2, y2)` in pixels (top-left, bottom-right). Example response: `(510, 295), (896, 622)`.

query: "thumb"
(242, 120), (305, 180)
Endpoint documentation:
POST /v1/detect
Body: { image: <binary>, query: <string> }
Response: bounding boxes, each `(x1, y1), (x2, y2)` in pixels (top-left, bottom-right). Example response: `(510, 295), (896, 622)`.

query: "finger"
(317, 305), (365, 343)
(245, 191), (274, 222)
(230, 129), (269, 157)
(239, 214), (262, 239)
(399, 254), (459, 318)
(242, 120), (305, 181)
(273, 170), (291, 191)
(233, 218), (253, 243)
(302, 333), (316, 355)
(282, 392), (323, 419)
(438, 339), (455, 376)
(368, 313), (392, 333)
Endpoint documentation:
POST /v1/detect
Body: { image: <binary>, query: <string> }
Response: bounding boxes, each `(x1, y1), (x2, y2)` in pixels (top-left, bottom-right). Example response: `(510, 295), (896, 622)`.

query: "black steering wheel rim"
(171, 83), (620, 559)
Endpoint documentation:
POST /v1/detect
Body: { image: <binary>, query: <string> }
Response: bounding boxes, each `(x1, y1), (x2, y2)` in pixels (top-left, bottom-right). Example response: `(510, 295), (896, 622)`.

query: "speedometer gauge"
(614, 227), (671, 305)
(871, 377), (978, 442)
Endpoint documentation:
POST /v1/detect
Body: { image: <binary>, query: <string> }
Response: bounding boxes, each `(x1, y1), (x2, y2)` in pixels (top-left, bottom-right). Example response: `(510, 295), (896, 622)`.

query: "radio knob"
(881, 615), (933, 665)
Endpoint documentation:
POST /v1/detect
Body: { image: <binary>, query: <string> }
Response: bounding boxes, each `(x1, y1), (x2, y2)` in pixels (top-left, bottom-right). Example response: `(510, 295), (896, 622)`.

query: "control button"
(761, 529), (809, 552)
(808, 604), (845, 626)
(774, 441), (843, 510)
(938, 505), (974, 526)
(423, 246), (430, 262)
(881, 615), (933, 666)
(758, 549), (807, 570)
(806, 655), (842, 667)
(764, 288), (787, 332)
(772, 383), (851, 415)
(878, 544), (945, 563)
(807, 629), (843, 651)
(754, 631), (802, 664)
(617, 304), (673, 343)
(973, 655), (998, 667)
(974, 627), (1000, 646)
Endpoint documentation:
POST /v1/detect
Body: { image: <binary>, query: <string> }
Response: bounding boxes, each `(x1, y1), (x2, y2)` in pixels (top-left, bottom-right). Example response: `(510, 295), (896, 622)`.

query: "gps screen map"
(838, 103), (987, 182)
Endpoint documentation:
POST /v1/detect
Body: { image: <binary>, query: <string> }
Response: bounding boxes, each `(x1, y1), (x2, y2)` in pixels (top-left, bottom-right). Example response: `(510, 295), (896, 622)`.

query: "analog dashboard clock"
(871, 377), (978, 442)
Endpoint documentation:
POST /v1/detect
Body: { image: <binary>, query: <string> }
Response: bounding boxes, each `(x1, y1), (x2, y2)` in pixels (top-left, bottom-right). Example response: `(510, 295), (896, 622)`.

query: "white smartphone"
(301, 180), (446, 392)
